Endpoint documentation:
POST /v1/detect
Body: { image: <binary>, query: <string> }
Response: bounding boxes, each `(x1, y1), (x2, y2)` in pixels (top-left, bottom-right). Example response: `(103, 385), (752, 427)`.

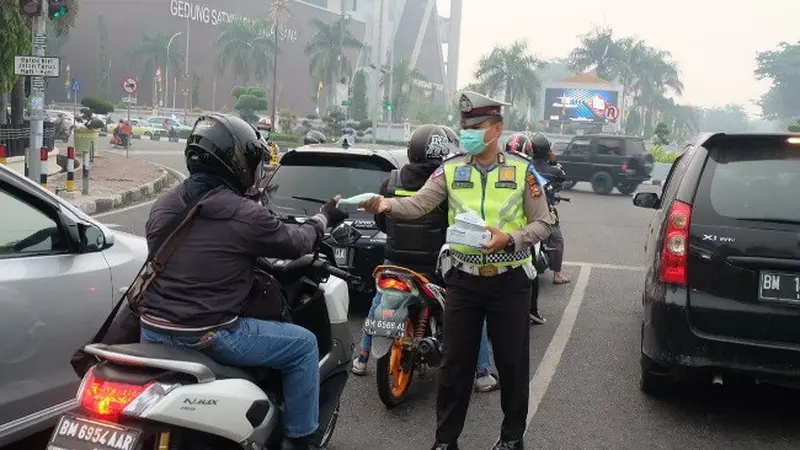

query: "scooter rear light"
(78, 369), (149, 419)
(78, 368), (178, 420)
(377, 276), (411, 292)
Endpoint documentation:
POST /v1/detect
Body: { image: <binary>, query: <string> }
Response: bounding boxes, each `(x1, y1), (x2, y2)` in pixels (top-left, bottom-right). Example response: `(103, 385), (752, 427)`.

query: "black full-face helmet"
(408, 124), (451, 164)
(184, 114), (269, 194)
(530, 132), (552, 160)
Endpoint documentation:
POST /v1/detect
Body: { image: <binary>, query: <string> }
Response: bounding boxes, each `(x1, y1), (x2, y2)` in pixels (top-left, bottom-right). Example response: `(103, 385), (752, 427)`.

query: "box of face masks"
(446, 211), (492, 248)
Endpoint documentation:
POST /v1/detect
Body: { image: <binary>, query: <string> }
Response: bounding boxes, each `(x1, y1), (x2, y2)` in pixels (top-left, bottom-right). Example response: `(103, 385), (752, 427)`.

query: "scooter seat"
(103, 343), (256, 382)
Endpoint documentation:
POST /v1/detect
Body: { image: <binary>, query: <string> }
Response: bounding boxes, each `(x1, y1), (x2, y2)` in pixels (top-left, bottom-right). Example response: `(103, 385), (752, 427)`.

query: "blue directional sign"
(70, 78), (80, 93)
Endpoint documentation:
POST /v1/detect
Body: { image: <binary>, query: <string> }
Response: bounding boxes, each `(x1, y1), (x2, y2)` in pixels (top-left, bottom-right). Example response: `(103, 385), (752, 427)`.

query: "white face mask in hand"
(337, 193), (381, 209)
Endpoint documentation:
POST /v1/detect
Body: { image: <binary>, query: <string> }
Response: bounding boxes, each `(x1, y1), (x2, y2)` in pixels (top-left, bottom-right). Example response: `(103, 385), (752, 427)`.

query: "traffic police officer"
(360, 91), (553, 450)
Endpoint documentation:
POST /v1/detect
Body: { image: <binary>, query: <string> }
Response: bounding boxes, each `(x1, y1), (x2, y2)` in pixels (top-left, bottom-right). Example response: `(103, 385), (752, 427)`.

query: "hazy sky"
(437, 0), (799, 114)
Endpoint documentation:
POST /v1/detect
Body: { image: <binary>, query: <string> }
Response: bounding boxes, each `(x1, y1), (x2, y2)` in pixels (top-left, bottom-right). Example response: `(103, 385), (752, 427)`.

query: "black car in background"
(558, 134), (654, 195)
(264, 142), (408, 301)
(633, 133), (800, 396)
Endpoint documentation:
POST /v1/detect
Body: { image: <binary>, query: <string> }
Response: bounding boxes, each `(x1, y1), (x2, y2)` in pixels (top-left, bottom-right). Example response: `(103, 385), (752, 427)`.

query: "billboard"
(543, 87), (621, 124)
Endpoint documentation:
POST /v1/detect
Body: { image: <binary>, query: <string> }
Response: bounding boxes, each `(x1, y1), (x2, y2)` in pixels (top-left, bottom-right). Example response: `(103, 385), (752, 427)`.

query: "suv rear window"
(695, 138), (800, 223)
(270, 154), (391, 201)
(625, 139), (647, 155)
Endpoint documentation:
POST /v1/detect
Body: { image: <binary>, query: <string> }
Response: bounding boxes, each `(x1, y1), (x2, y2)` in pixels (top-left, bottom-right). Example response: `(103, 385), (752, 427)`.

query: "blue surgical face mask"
(459, 129), (487, 155)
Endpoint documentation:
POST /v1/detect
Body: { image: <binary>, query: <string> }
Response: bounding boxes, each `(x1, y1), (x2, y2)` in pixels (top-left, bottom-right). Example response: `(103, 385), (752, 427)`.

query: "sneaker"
(474, 368), (499, 392)
(430, 443), (459, 450)
(491, 439), (524, 450)
(529, 311), (546, 325)
(351, 354), (368, 376)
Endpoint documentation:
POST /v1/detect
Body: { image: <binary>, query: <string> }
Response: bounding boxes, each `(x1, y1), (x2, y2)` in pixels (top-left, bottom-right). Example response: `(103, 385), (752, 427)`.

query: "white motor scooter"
(46, 225), (361, 450)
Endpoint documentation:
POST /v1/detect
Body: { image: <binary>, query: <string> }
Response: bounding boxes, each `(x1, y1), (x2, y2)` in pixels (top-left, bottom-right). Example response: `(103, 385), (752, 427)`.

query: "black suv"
(633, 133), (800, 396)
(558, 134), (654, 195)
(264, 142), (407, 301)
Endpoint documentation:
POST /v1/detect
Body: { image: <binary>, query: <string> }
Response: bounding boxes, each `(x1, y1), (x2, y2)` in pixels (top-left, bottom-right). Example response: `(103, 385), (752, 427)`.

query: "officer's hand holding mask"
(359, 195), (391, 214)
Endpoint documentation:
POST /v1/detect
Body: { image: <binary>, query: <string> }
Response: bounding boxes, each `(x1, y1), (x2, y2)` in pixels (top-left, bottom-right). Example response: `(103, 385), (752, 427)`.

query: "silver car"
(0, 164), (147, 446)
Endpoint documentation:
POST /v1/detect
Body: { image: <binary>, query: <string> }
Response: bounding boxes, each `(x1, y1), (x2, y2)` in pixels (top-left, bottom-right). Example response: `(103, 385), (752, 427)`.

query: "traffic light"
(18, 0), (69, 18)
(19, 0), (41, 17)
(49, 0), (69, 19)
(383, 97), (392, 112)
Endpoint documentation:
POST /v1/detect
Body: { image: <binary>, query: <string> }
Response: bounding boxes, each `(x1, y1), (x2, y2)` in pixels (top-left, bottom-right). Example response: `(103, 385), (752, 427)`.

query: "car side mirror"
(632, 192), (660, 209)
(77, 222), (107, 252)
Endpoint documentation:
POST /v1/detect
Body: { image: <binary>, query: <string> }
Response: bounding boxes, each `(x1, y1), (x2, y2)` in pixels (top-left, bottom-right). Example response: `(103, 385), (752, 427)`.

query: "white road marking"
(525, 264), (592, 433)
(563, 261), (644, 271)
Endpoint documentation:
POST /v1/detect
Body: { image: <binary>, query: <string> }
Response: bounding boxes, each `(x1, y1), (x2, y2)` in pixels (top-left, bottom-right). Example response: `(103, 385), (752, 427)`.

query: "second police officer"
(360, 91), (553, 450)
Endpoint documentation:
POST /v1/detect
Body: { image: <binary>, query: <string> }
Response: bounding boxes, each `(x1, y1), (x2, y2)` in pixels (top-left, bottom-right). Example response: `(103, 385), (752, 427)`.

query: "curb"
(77, 165), (185, 215)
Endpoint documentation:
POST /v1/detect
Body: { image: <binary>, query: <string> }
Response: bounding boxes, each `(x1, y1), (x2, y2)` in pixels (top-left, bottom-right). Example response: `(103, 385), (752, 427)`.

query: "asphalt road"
(9, 142), (800, 450)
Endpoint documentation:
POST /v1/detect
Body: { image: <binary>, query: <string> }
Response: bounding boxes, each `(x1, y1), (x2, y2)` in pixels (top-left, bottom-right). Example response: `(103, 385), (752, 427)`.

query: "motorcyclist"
(504, 132), (560, 324)
(138, 113), (348, 450)
(352, 124), (499, 392)
(257, 118), (280, 165)
(528, 133), (569, 286)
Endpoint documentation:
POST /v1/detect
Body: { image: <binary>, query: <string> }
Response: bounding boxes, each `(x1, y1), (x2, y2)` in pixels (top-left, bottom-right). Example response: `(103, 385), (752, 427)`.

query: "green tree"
(215, 17), (274, 85)
(96, 13), (110, 100)
(473, 40), (544, 109)
(348, 69), (368, 121)
(567, 26), (629, 81)
(268, 0), (292, 131)
(699, 104), (751, 132)
(305, 15), (363, 111)
(0, 5), (31, 124)
(755, 41), (800, 121)
(130, 31), (184, 88)
(191, 70), (201, 109)
(652, 122), (670, 145)
(232, 86), (268, 123)
(381, 57), (425, 122)
(787, 119), (800, 133)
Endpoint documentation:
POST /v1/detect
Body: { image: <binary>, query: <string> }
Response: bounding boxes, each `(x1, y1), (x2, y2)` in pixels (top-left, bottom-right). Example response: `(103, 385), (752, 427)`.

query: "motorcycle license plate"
(47, 413), (141, 450)
(363, 318), (406, 338)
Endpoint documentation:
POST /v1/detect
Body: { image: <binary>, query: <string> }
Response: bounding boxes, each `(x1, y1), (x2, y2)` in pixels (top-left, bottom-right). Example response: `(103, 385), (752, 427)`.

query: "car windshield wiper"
(736, 217), (800, 225)
(291, 196), (326, 204)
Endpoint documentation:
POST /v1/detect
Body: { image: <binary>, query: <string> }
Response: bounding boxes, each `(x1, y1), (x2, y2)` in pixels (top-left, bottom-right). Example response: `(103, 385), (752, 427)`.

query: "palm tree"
(380, 57), (425, 122)
(215, 17), (274, 85)
(131, 31), (184, 86)
(567, 26), (628, 81)
(629, 47), (683, 133)
(473, 40), (544, 109)
(305, 15), (363, 112)
(269, 0), (292, 130)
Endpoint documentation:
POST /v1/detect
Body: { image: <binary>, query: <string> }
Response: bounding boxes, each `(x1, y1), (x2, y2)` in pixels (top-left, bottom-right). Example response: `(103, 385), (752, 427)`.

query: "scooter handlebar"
(320, 261), (359, 282)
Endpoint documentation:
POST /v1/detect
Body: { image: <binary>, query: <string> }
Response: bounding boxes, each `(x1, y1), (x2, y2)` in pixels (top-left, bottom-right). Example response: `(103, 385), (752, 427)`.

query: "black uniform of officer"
(360, 91), (553, 450)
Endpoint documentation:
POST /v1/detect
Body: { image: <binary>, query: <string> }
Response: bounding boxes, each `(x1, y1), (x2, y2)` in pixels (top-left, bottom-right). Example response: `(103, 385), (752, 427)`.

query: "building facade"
(48, 0), (458, 119)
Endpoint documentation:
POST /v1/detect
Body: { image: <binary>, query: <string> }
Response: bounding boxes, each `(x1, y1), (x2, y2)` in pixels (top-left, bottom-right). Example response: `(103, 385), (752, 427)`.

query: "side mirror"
(330, 223), (361, 246)
(632, 192), (660, 209)
(77, 222), (107, 252)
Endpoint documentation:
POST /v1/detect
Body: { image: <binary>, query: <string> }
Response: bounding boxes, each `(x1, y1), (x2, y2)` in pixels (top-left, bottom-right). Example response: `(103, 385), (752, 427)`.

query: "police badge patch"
(495, 166), (517, 189)
(452, 166), (474, 188)
(526, 172), (541, 197)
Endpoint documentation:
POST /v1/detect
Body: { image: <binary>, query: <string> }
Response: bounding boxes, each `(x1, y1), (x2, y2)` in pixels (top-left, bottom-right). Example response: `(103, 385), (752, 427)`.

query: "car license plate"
(363, 318), (406, 338)
(47, 413), (141, 450)
(758, 271), (800, 304)
(332, 247), (351, 267)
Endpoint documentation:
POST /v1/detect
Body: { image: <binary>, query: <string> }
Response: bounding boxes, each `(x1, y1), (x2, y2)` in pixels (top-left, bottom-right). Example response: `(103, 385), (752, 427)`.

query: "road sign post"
(70, 78), (80, 118)
(123, 77), (137, 122)
(21, 0), (49, 182)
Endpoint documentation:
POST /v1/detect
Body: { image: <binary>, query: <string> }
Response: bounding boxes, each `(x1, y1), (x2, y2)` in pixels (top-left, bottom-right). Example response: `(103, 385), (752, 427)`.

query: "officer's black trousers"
(436, 267), (531, 444)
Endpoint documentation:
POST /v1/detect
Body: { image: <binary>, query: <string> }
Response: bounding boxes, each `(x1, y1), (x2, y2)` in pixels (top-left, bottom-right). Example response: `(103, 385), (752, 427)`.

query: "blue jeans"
(360, 291), (493, 372)
(140, 317), (319, 438)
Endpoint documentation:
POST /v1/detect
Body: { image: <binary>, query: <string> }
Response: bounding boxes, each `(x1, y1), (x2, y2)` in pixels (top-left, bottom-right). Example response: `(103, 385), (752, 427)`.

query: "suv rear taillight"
(659, 200), (692, 285)
(621, 160), (629, 171)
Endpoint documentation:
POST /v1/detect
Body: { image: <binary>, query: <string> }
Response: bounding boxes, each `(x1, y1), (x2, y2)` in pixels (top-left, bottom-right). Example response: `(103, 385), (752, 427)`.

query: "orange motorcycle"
(364, 265), (446, 407)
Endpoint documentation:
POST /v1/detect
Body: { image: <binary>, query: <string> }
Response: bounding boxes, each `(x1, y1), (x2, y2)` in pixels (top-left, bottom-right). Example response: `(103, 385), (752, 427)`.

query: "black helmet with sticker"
(408, 124), (451, 164)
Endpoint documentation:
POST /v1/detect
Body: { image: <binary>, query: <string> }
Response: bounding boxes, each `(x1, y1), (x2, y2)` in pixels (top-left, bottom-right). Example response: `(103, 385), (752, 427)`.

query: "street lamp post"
(165, 31), (182, 112)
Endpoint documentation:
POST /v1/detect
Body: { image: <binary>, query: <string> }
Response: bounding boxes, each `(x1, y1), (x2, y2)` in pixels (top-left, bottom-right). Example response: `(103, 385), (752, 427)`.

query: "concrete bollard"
(0, 144), (6, 165)
(66, 146), (76, 193)
(40, 147), (48, 188)
(82, 150), (91, 195)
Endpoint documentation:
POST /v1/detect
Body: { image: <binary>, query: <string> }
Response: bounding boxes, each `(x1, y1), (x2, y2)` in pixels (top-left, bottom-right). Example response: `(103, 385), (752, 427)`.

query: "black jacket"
(139, 173), (325, 329)
(376, 162), (447, 272)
